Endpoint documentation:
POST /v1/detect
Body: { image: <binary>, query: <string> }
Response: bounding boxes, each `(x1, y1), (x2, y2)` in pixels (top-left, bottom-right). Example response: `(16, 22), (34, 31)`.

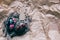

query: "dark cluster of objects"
(3, 12), (31, 38)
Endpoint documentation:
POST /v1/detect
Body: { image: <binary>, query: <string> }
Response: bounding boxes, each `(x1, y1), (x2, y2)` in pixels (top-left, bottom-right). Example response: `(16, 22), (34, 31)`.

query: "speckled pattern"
(0, 0), (60, 40)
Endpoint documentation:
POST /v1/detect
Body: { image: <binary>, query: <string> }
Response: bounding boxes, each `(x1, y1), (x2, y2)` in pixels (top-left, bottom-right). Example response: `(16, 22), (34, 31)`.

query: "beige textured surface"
(0, 0), (60, 40)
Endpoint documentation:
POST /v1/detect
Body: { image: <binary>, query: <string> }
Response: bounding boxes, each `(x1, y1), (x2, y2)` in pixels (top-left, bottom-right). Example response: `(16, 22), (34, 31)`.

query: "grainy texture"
(0, 0), (60, 40)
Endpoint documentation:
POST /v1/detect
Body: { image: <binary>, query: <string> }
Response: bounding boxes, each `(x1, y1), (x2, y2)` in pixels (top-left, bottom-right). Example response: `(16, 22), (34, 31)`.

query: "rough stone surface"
(0, 0), (60, 40)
